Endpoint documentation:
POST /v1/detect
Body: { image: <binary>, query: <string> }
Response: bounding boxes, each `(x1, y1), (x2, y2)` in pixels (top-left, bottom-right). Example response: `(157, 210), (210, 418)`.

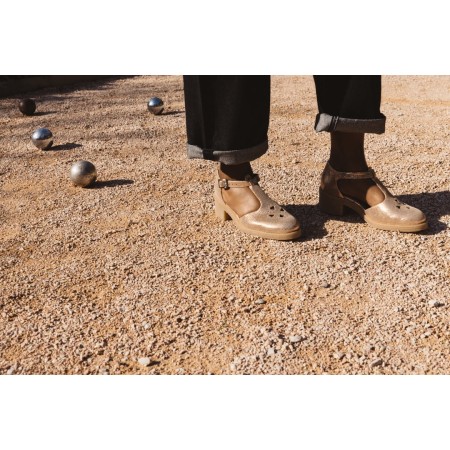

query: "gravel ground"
(0, 75), (449, 375)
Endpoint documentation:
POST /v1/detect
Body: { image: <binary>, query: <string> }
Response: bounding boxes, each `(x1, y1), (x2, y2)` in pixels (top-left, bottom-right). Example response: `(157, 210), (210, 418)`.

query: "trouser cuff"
(315, 113), (386, 134)
(186, 140), (268, 164)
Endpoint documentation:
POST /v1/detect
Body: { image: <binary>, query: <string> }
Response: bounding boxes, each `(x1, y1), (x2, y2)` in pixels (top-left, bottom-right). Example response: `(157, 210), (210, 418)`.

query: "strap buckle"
(218, 179), (229, 189)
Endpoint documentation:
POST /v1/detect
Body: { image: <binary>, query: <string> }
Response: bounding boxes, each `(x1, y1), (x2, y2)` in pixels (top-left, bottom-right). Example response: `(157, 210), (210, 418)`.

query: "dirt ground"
(0, 76), (449, 375)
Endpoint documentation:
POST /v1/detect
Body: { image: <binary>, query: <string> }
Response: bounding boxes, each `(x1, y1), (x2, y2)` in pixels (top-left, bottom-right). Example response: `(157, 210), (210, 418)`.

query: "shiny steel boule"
(147, 97), (164, 115)
(70, 160), (97, 188)
(31, 128), (53, 150)
(19, 98), (36, 115)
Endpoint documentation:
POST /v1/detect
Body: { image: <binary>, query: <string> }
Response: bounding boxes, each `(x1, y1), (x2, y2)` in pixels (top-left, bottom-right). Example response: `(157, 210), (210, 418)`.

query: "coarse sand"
(0, 76), (449, 374)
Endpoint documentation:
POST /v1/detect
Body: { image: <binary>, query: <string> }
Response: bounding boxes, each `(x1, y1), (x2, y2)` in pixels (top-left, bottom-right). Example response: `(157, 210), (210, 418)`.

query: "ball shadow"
(33, 111), (57, 116)
(51, 143), (83, 151)
(91, 179), (135, 189)
(162, 110), (184, 116)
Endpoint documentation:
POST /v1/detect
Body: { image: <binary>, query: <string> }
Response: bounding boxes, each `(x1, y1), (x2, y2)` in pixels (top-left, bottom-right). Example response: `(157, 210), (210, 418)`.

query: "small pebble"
(6, 367), (15, 375)
(333, 352), (345, 360)
(371, 358), (383, 368)
(428, 300), (443, 308)
(321, 282), (330, 288)
(255, 299), (266, 305)
(289, 335), (304, 343)
(363, 344), (375, 354)
(267, 347), (275, 356)
(138, 357), (151, 367)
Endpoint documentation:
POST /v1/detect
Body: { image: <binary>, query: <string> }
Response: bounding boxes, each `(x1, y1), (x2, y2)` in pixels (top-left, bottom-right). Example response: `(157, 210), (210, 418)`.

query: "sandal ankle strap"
(327, 163), (375, 180)
(218, 174), (260, 190)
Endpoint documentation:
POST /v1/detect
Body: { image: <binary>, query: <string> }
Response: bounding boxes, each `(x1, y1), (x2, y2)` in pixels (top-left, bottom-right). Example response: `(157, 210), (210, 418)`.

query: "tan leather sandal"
(319, 162), (428, 232)
(214, 169), (301, 240)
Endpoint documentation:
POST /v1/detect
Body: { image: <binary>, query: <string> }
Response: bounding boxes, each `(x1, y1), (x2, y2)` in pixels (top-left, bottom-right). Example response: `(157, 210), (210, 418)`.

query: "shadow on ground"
(33, 111), (58, 116)
(398, 190), (450, 234)
(284, 190), (449, 240)
(51, 143), (82, 151)
(3, 76), (135, 99)
(91, 179), (135, 189)
(283, 204), (328, 241)
(162, 110), (185, 116)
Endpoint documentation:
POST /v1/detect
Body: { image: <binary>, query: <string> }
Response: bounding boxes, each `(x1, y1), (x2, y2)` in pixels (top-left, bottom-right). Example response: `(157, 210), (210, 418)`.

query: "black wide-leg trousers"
(183, 75), (386, 165)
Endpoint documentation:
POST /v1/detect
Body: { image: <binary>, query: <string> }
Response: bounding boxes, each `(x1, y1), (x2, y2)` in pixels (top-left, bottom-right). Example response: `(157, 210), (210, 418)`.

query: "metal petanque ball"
(70, 161), (97, 188)
(19, 98), (36, 116)
(147, 97), (164, 115)
(31, 127), (53, 150)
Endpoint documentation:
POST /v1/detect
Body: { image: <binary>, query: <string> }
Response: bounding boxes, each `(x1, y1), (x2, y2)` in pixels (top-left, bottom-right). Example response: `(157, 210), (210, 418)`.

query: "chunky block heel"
(319, 189), (347, 216)
(214, 198), (231, 221)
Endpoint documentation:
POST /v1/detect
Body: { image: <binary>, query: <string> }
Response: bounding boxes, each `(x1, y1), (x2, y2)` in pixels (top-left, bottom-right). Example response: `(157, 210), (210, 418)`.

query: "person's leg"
(329, 132), (384, 206)
(183, 75), (301, 239)
(314, 75), (427, 232)
(184, 75), (270, 166)
(314, 75), (385, 207)
(184, 75), (267, 215)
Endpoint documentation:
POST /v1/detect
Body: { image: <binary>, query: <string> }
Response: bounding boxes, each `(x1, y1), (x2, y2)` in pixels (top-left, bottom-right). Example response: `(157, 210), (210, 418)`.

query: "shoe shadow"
(397, 191), (450, 235)
(286, 190), (449, 239)
(283, 204), (329, 241)
(90, 179), (134, 189)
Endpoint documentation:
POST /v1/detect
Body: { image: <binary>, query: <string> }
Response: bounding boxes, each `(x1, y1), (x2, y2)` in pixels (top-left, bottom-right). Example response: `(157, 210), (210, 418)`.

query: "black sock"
(219, 162), (253, 179)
